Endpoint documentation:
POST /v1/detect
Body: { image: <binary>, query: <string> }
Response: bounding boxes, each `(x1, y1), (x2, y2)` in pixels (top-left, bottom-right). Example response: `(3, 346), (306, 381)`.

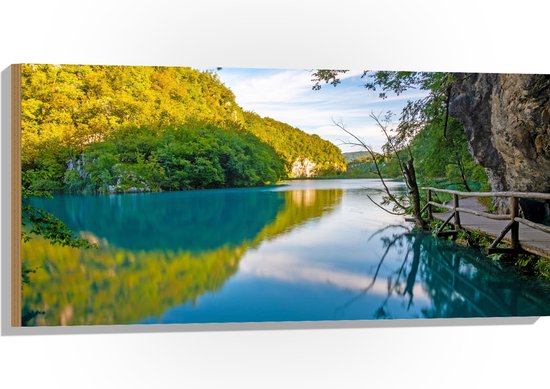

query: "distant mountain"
(244, 112), (346, 177)
(343, 151), (371, 162)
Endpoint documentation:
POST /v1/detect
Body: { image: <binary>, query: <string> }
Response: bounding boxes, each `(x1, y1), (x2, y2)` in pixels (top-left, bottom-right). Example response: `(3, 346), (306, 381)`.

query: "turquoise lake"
(24, 179), (550, 326)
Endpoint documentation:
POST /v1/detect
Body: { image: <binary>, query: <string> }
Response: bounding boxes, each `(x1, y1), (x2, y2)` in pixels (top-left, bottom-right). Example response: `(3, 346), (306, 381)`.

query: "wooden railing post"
(427, 189), (432, 220)
(453, 194), (461, 229)
(510, 196), (519, 250)
(425, 186), (550, 257)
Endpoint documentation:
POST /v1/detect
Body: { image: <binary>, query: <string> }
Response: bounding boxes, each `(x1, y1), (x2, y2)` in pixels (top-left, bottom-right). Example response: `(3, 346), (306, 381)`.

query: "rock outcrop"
(290, 158), (317, 178)
(449, 73), (550, 219)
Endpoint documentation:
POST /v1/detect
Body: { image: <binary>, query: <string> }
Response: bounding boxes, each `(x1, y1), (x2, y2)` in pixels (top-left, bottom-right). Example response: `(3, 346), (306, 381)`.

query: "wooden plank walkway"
(433, 197), (550, 258)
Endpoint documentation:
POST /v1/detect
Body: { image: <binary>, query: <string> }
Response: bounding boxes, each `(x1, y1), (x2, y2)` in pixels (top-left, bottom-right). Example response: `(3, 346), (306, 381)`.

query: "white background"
(1, 1), (549, 387)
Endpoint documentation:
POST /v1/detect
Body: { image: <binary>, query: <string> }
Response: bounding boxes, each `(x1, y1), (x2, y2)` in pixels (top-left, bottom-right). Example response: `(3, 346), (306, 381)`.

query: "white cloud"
(220, 69), (313, 104)
(215, 68), (428, 152)
(239, 249), (429, 301)
(313, 124), (390, 152)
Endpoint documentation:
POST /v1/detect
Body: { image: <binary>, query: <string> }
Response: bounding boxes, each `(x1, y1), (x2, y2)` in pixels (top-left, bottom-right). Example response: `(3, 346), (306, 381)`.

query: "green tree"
(312, 70), (489, 226)
(411, 117), (489, 192)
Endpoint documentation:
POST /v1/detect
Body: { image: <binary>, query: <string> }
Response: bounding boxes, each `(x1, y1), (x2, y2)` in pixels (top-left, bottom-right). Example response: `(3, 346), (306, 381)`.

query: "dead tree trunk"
(403, 158), (427, 229)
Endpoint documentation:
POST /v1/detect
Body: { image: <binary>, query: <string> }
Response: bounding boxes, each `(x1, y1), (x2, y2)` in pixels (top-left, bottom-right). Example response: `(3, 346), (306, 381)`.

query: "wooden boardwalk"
(433, 198), (550, 258)
(423, 187), (550, 259)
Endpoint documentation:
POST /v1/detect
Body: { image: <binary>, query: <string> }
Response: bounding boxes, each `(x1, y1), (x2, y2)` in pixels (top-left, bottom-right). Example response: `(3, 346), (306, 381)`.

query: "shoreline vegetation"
(21, 64), (550, 291)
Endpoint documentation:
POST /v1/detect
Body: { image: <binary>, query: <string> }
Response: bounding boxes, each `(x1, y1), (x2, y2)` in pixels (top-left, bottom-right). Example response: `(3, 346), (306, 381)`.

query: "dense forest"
(21, 65), (346, 194)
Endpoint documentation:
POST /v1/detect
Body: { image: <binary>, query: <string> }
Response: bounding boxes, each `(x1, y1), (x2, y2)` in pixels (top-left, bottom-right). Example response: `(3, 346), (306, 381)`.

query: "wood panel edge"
(11, 64), (22, 327)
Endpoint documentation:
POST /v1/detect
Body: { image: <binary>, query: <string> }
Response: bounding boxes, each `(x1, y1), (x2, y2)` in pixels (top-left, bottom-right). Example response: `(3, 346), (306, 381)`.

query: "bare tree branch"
(370, 112), (405, 173)
(332, 118), (408, 211)
(366, 194), (406, 215)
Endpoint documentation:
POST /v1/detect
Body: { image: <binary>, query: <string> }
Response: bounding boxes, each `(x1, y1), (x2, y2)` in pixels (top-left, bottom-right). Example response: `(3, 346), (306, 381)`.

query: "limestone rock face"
(450, 73), (550, 193)
(449, 73), (550, 219)
(290, 158), (317, 178)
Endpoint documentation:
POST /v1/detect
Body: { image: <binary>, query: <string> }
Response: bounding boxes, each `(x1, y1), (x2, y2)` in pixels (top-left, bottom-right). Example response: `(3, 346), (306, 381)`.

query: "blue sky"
(211, 68), (428, 153)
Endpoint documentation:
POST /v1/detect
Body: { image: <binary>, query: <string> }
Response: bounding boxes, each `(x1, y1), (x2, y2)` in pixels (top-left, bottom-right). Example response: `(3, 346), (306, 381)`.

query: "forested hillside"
(22, 65), (346, 193)
(244, 112), (346, 177)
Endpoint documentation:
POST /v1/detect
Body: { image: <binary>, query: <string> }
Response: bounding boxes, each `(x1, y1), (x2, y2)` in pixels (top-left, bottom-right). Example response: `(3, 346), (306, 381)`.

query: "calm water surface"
(24, 179), (550, 325)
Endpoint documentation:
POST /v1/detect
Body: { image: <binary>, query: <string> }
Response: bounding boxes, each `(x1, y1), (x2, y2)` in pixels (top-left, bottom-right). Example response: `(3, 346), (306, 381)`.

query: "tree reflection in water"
(22, 188), (343, 326)
(337, 226), (550, 320)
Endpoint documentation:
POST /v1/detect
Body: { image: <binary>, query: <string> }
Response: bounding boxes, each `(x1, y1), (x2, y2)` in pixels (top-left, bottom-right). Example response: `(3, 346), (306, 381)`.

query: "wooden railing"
(422, 187), (550, 254)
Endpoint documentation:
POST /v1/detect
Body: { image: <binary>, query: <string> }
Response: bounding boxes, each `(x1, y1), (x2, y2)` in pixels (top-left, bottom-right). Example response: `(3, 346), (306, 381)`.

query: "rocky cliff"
(449, 73), (550, 219)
